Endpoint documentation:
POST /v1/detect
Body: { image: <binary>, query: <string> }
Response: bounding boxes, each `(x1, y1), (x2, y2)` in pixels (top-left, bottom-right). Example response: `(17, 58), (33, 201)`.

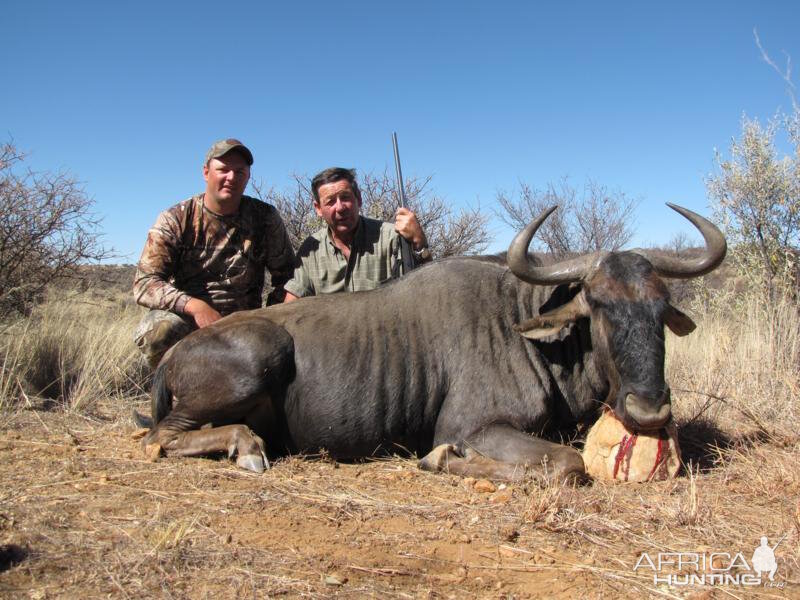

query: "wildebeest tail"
(150, 361), (172, 425)
(131, 362), (172, 429)
(131, 408), (152, 428)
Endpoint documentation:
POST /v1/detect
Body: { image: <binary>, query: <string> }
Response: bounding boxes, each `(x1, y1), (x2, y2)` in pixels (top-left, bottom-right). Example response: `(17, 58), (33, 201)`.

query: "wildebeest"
(136, 204), (725, 482)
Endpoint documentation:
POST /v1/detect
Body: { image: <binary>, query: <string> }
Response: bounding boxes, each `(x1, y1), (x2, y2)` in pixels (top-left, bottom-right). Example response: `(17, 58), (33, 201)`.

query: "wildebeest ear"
(664, 305), (696, 336)
(515, 292), (590, 340)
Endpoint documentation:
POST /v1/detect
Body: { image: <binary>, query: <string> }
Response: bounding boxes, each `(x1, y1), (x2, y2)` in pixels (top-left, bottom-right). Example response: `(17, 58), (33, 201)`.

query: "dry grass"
(668, 290), (800, 439)
(0, 281), (798, 598)
(0, 288), (147, 415)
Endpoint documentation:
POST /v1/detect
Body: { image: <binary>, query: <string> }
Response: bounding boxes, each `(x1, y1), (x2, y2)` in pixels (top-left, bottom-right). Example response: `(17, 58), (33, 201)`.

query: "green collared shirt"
(285, 216), (419, 298)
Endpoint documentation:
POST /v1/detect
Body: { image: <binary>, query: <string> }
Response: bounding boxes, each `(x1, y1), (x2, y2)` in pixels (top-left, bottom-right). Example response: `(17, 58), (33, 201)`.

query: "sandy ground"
(0, 399), (797, 599)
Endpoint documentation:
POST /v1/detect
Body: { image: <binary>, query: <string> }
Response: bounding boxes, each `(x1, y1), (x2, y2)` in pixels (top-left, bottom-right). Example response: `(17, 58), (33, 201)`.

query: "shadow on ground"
(0, 544), (28, 573)
(676, 418), (733, 471)
(676, 417), (785, 472)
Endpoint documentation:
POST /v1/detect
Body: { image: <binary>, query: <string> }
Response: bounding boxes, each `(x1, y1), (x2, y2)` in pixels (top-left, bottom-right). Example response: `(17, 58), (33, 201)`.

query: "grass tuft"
(0, 288), (148, 413)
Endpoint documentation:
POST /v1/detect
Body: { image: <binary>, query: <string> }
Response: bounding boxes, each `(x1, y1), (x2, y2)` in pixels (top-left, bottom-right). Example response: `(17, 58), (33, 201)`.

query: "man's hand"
(394, 207), (428, 250)
(185, 298), (222, 328)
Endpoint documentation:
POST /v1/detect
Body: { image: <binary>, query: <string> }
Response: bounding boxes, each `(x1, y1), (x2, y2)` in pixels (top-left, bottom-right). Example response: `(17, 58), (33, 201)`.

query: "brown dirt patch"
(0, 400), (798, 598)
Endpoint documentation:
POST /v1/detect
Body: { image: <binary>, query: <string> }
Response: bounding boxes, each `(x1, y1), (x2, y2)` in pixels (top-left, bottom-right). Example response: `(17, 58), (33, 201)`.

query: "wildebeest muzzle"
(618, 387), (672, 430)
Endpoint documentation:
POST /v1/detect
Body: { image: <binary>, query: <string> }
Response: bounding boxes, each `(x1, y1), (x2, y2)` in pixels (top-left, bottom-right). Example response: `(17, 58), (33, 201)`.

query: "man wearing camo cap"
(133, 138), (295, 368)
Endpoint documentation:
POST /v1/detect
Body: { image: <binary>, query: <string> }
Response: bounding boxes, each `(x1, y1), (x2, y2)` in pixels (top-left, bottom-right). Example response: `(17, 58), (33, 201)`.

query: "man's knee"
(134, 310), (195, 368)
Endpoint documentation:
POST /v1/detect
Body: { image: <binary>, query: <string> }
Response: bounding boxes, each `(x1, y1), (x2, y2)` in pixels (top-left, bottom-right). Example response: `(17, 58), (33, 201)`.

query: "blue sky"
(4, 1), (799, 262)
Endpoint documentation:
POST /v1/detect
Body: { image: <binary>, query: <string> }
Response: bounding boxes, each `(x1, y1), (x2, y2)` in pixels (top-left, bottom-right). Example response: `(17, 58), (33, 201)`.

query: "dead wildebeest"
(134, 204), (725, 482)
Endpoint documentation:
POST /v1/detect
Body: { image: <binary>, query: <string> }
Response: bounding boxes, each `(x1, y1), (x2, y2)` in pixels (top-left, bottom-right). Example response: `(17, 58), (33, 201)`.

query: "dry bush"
(0, 140), (112, 319)
(0, 288), (147, 413)
(495, 177), (638, 257)
(707, 116), (800, 303)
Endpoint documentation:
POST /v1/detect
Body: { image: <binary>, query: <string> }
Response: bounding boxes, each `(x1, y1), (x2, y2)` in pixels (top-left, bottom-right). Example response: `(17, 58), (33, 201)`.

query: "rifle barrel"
(391, 132), (415, 274)
(392, 132), (407, 208)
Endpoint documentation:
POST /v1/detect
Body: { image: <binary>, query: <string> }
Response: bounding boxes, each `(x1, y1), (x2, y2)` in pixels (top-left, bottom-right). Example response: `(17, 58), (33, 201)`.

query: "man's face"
(203, 151), (250, 208)
(314, 179), (361, 239)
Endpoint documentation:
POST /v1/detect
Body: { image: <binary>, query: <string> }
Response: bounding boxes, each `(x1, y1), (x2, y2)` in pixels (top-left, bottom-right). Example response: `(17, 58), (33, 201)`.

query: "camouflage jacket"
(133, 194), (295, 314)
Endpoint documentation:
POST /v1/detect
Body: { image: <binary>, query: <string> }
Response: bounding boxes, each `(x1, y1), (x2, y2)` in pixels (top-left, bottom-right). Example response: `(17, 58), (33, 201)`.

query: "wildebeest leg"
(465, 423), (585, 483)
(419, 423), (585, 483)
(145, 417), (269, 473)
(419, 444), (531, 481)
(141, 316), (294, 473)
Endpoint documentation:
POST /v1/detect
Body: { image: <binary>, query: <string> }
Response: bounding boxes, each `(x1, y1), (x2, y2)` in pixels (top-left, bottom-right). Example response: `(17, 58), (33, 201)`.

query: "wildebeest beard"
(604, 298), (668, 398)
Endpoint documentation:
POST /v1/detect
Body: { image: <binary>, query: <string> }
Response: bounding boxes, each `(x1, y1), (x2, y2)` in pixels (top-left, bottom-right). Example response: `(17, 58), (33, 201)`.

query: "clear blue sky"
(4, 1), (799, 262)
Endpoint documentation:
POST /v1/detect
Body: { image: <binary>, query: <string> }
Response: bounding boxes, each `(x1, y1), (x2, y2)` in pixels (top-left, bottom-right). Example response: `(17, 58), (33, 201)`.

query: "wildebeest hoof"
(144, 442), (163, 462)
(236, 452), (269, 473)
(418, 444), (461, 473)
(551, 454), (589, 486)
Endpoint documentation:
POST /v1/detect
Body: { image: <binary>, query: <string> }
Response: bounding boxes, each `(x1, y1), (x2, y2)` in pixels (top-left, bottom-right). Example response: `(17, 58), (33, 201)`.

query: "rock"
(489, 487), (513, 504)
(144, 443), (162, 462)
(130, 428), (149, 440)
(473, 479), (496, 493)
(324, 573), (347, 586)
(582, 410), (681, 482)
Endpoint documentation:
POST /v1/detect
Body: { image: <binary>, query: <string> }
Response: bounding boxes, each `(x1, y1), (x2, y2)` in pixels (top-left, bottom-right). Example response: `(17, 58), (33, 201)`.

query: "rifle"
(392, 132), (416, 274)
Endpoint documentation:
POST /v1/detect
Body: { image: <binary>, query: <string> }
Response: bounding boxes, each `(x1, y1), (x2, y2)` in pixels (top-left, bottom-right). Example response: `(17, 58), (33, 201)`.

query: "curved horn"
(637, 203), (727, 279)
(507, 206), (600, 285)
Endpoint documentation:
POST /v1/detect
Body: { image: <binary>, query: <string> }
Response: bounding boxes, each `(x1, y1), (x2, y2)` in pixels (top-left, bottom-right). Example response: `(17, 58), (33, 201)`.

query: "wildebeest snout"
(623, 389), (671, 430)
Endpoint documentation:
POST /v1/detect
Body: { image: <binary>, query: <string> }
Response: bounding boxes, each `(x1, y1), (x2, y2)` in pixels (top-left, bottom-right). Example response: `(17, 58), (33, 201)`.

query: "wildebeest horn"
(635, 203), (727, 279)
(507, 206), (600, 285)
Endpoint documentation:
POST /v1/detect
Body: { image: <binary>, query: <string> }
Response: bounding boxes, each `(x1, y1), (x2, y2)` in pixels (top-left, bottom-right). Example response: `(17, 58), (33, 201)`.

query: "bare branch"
(754, 28), (799, 114)
(495, 177), (638, 257)
(251, 175), (322, 250)
(0, 140), (111, 318)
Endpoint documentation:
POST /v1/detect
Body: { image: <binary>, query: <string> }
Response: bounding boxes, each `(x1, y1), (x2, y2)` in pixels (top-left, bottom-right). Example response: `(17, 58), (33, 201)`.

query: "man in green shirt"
(284, 167), (431, 300)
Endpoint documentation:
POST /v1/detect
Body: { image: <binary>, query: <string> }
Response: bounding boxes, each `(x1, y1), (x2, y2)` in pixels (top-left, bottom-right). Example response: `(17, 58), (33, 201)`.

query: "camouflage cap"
(204, 138), (254, 166)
